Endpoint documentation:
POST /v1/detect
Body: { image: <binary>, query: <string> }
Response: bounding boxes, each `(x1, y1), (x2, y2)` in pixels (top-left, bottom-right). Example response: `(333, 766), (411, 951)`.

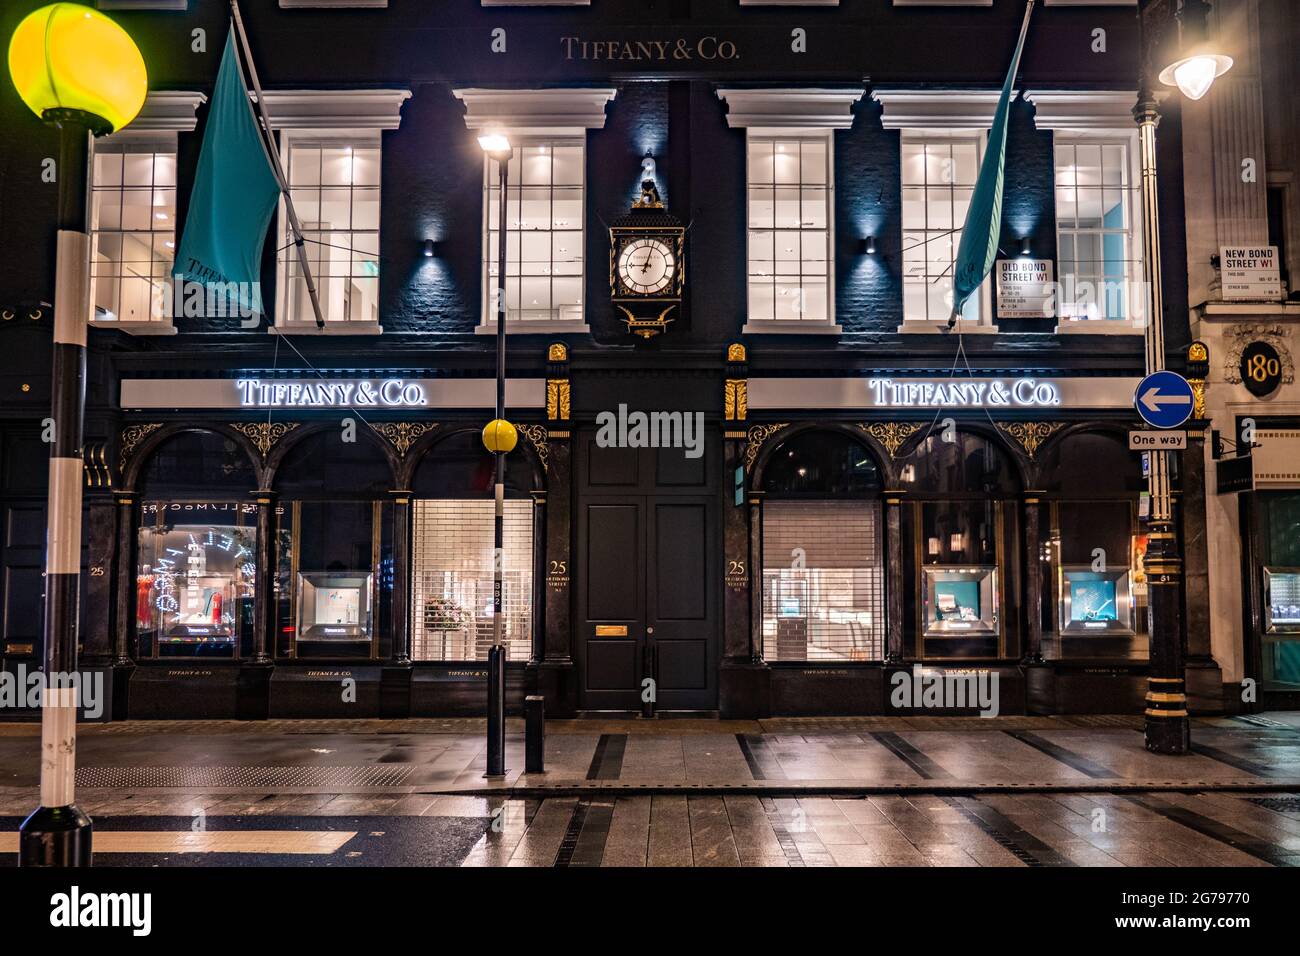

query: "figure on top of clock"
(610, 152), (685, 339)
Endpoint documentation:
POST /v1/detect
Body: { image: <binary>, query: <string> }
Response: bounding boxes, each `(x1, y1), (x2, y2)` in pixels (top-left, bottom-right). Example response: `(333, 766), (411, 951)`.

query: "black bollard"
(524, 695), (545, 773)
(486, 644), (506, 777)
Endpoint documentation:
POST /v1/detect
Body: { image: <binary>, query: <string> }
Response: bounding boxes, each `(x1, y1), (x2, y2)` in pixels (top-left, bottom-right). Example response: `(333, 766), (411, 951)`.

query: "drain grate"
(1246, 796), (1300, 814)
(75, 765), (415, 789)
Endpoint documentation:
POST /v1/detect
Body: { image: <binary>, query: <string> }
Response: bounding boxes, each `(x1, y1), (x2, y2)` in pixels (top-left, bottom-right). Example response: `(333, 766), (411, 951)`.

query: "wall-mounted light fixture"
(1020, 237), (1032, 257)
(422, 239), (436, 258)
(862, 235), (877, 255)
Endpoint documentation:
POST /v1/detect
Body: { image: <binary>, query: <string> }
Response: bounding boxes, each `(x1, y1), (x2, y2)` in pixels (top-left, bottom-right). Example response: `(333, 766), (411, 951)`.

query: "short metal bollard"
(486, 644), (506, 777)
(524, 695), (545, 773)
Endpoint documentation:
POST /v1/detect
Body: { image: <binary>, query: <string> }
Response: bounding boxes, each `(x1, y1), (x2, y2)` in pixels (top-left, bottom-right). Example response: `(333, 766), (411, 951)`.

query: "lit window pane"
(95, 151), (123, 186)
(748, 140), (775, 184)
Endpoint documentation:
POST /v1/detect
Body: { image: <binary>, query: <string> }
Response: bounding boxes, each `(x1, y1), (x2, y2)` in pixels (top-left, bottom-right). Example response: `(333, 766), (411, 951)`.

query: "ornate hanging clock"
(609, 156), (685, 339)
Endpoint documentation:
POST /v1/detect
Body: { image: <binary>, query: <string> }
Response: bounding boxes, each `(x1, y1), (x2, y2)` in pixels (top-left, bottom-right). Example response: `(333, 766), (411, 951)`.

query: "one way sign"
(1135, 370), (1195, 429)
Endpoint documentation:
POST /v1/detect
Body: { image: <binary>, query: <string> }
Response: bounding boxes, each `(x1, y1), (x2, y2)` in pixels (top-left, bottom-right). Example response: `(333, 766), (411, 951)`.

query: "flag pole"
(230, 0), (326, 329)
(947, 0), (1036, 330)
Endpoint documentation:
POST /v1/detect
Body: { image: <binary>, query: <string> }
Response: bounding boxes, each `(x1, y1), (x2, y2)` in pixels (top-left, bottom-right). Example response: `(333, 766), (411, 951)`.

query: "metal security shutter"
(761, 500), (885, 661)
(410, 499), (533, 662)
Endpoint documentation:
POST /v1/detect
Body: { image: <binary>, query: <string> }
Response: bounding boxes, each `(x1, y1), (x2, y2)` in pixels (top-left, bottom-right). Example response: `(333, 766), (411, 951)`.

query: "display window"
(272, 431), (395, 660)
(758, 430), (886, 662)
(1257, 492), (1300, 690)
(136, 503), (257, 658)
(1036, 432), (1147, 660)
(901, 431), (1020, 660)
(133, 430), (259, 660)
(407, 430), (539, 662)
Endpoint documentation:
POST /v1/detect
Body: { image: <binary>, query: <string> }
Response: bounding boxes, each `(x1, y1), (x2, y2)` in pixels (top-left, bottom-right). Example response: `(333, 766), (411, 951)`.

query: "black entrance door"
(575, 437), (718, 711)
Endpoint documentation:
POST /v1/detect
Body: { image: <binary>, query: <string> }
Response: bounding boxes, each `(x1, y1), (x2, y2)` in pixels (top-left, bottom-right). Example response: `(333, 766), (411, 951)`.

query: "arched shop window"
(900, 430), (1021, 660)
(760, 429), (886, 662)
(1038, 431), (1147, 660)
(273, 430), (395, 660)
(409, 430), (537, 663)
(135, 430), (257, 660)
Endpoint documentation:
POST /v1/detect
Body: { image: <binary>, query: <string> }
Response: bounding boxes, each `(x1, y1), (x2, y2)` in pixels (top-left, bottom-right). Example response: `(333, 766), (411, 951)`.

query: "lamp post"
(7, 3), (147, 865)
(1135, 0), (1231, 755)
(478, 133), (514, 777)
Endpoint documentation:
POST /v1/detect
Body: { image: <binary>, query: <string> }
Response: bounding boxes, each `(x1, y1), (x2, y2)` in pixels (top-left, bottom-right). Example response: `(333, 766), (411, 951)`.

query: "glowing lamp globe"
(8, 3), (148, 135)
(482, 419), (518, 455)
(1158, 53), (1233, 101)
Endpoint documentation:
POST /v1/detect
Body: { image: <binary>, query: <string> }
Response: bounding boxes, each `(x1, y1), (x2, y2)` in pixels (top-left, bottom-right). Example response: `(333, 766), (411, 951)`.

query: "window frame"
(273, 127), (384, 333)
(898, 129), (996, 333)
(1050, 131), (1146, 334)
(742, 130), (838, 333)
(477, 136), (590, 334)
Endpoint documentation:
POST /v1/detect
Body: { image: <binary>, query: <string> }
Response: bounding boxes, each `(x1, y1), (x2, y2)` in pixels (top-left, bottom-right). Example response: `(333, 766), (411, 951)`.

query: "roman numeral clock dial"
(617, 238), (675, 295)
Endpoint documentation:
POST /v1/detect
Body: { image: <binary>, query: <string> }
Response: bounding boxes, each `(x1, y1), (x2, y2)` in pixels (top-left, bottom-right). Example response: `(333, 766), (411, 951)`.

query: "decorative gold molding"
(548, 342), (568, 362)
(744, 423), (789, 470)
(83, 441), (111, 489)
(371, 421), (436, 459)
(1189, 379), (1207, 420)
(515, 423), (550, 473)
(119, 423), (162, 473)
(546, 379), (571, 421)
(858, 421), (923, 459)
(995, 421), (1065, 459)
(230, 421), (301, 460)
(724, 378), (748, 421)
(727, 343), (746, 362)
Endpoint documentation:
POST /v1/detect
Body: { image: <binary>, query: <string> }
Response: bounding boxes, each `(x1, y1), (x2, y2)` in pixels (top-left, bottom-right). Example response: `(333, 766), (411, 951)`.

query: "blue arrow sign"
(1134, 370), (1195, 429)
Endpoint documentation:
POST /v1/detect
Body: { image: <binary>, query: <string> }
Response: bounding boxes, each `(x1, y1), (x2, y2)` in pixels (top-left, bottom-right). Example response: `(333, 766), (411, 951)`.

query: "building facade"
(0, 0), (1274, 721)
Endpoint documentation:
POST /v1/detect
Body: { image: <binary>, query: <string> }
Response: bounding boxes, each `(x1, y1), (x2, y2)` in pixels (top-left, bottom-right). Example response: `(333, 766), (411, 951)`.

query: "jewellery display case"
(923, 567), (999, 637)
(1264, 567), (1300, 634)
(296, 572), (374, 644)
(1059, 566), (1135, 635)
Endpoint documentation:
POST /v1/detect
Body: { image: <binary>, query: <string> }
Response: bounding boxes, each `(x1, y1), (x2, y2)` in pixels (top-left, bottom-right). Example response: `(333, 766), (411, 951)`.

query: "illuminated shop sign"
(236, 379), (427, 408)
(868, 377), (1061, 408)
(747, 376), (1142, 412)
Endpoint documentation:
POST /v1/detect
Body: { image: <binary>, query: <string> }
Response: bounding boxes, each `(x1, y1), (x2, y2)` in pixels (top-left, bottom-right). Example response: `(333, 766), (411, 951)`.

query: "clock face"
(617, 238), (676, 296)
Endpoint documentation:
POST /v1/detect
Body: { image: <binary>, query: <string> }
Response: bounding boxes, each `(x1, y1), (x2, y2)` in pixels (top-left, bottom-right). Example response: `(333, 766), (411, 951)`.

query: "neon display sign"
(235, 379), (428, 408)
(867, 377), (1062, 409)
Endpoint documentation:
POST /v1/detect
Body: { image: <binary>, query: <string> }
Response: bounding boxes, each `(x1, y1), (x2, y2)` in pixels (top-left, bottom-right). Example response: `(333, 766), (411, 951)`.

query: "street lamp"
(1156, 0), (1233, 101)
(1134, 0), (1229, 755)
(478, 132), (512, 777)
(7, 2), (147, 865)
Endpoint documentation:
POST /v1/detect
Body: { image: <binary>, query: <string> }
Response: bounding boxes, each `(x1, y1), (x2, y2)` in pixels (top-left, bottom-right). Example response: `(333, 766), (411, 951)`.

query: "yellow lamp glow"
(482, 419), (518, 455)
(8, 3), (147, 134)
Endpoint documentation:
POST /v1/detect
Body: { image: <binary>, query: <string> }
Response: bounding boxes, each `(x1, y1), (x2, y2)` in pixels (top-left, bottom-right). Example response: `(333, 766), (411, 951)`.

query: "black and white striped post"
(8, 2), (149, 865)
(19, 115), (96, 867)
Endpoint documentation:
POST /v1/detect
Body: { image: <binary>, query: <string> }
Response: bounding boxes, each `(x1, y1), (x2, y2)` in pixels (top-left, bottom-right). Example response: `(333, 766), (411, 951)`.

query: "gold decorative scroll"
(83, 441), (112, 489)
(995, 421), (1064, 460)
(724, 378), (748, 421)
(371, 421), (436, 459)
(231, 421), (301, 460)
(1189, 379), (1207, 420)
(515, 423), (550, 473)
(547, 379), (571, 421)
(548, 342), (568, 362)
(858, 421), (923, 459)
(744, 423), (789, 470)
(119, 422), (162, 473)
(727, 343), (746, 362)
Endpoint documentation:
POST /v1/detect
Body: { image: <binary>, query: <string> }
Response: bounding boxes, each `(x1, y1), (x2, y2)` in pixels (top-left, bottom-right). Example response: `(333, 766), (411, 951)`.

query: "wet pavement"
(1, 714), (1298, 866)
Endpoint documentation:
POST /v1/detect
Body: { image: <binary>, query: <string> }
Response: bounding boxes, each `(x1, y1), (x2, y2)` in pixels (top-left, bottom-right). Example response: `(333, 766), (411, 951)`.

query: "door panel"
(576, 496), (645, 709)
(575, 436), (719, 711)
(648, 499), (715, 708)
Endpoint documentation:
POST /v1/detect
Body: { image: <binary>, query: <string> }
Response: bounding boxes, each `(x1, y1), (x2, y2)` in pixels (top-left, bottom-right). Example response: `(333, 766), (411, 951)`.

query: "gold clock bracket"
(618, 304), (676, 340)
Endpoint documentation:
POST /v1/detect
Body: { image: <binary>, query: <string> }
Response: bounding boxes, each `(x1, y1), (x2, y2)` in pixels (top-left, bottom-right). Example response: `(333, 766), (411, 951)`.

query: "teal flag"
(174, 27), (281, 319)
(950, 0), (1036, 325)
